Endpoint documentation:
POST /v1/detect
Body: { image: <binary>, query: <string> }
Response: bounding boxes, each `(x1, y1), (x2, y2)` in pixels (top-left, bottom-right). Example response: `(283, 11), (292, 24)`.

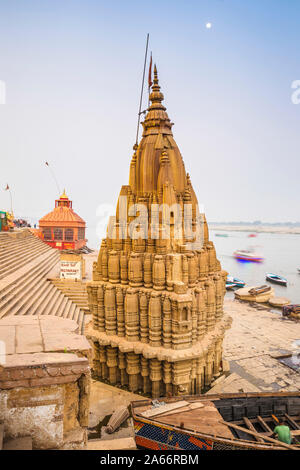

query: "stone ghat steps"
(49, 278), (89, 312)
(0, 249), (59, 310)
(0, 232), (87, 333)
(0, 235), (51, 280)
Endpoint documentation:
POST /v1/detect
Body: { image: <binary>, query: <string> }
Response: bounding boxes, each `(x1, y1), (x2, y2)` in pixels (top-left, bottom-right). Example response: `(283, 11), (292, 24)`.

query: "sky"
(0, 0), (300, 248)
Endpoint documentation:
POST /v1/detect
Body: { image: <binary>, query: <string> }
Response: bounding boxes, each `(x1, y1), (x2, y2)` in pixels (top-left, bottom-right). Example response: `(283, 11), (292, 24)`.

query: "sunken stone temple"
(86, 66), (232, 397)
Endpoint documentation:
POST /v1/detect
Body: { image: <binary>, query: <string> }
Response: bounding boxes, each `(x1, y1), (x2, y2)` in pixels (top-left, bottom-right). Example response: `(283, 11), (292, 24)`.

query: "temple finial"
(153, 64), (158, 85)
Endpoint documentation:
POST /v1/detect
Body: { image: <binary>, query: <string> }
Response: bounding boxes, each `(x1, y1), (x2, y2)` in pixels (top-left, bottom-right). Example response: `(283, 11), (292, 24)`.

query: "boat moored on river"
(266, 273), (287, 287)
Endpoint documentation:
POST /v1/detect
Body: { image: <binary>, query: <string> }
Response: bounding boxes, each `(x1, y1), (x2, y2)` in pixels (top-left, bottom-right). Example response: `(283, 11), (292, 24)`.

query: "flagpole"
(135, 33), (149, 146)
(148, 51), (152, 109)
(9, 188), (12, 215)
(45, 161), (61, 195)
(4, 185), (13, 215)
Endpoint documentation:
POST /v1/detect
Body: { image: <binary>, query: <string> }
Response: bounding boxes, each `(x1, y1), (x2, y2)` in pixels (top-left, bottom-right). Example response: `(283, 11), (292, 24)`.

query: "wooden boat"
(266, 273), (287, 287)
(233, 250), (264, 263)
(131, 392), (300, 450)
(235, 285), (273, 303)
(226, 276), (245, 289)
(283, 304), (300, 320)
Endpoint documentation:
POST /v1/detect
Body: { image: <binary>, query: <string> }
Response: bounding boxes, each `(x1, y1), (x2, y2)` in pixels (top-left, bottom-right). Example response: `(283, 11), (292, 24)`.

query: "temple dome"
(39, 191), (85, 226)
(132, 65), (190, 196)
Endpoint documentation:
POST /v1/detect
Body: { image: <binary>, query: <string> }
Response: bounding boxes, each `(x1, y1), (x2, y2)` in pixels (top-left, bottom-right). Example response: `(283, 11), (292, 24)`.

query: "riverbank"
(210, 224), (300, 235)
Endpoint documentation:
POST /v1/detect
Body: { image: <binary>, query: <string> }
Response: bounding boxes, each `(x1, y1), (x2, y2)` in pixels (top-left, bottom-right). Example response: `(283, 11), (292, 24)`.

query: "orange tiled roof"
(39, 206), (85, 225)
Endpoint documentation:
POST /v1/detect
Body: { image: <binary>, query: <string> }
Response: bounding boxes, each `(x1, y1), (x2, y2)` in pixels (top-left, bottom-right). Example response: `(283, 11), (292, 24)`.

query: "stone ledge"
(86, 315), (232, 362)
(87, 437), (136, 450)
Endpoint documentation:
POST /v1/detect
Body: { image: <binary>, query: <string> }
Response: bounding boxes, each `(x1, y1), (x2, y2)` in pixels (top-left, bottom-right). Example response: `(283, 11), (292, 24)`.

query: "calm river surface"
(211, 230), (300, 304)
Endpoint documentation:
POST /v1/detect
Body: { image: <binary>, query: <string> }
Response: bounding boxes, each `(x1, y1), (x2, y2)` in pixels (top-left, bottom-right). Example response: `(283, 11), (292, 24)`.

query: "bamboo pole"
(219, 420), (299, 451)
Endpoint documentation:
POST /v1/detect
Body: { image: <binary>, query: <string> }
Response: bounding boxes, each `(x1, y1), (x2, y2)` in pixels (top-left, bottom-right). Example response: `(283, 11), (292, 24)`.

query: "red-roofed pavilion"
(39, 190), (86, 250)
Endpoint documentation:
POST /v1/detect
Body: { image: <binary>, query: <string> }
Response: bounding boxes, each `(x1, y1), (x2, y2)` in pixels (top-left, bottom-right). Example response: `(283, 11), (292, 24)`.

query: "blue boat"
(226, 276), (245, 289)
(266, 273), (287, 287)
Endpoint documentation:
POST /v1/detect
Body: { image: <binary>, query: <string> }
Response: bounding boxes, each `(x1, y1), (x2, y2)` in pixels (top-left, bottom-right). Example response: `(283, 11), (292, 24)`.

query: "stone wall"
(0, 354), (90, 449)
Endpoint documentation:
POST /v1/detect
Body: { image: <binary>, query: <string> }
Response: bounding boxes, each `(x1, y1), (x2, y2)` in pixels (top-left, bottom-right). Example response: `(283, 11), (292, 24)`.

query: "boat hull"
(266, 276), (287, 286)
(234, 254), (263, 263)
(131, 392), (300, 451)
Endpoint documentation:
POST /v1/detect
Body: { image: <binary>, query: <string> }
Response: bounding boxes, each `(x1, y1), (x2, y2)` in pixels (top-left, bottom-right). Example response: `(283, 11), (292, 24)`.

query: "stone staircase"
(49, 278), (89, 313)
(0, 230), (88, 333)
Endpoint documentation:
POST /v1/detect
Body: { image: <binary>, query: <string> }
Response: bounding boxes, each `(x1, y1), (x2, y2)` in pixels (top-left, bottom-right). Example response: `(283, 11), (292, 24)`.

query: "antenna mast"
(135, 33), (149, 146)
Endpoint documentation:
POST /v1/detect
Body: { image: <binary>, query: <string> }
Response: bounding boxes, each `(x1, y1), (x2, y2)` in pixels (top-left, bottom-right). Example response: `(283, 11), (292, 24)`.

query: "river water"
(211, 230), (300, 304)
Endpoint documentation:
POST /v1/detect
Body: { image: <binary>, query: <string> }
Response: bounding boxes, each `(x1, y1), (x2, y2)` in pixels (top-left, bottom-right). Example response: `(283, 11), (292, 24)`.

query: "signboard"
(60, 260), (82, 280)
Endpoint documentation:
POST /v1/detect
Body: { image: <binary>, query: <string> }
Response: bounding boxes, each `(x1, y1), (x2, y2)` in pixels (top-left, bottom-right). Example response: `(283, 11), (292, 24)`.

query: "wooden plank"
(155, 402), (204, 417)
(285, 413), (300, 430)
(243, 417), (263, 442)
(140, 401), (189, 418)
(219, 420), (299, 450)
(257, 415), (273, 433)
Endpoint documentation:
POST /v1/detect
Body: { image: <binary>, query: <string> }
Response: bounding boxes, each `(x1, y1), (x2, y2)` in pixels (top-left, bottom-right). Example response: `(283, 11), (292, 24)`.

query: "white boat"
(233, 250), (264, 263)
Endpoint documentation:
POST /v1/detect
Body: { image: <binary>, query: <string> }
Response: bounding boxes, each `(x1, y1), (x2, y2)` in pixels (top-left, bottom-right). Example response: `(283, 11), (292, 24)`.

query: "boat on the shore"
(233, 249), (264, 262)
(283, 304), (300, 320)
(131, 392), (300, 450)
(215, 233), (228, 237)
(266, 273), (287, 287)
(226, 276), (245, 290)
(248, 233), (257, 238)
(235, 285), (274, 303)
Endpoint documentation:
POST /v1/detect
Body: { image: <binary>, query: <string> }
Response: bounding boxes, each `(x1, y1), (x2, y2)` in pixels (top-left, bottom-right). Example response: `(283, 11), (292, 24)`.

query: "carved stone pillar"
(139, 291), (148, 343)
(205, 279), (216, 332)
(101, 248), (108, 281)
(152, 255), (166, 291)
(191, 294), (197, 345)
(148, 292), (162, 347)
(187, 253), (197, 287)
(99, 345), (108, 379)
(93, 341), (101, 378)
(128, 253), (143, 287)
(87, 284), (98, 330)
(126, 352), (140, 393)
(162, 296), (172, 348)
(205, 348), (214, 386)
(107, 347), (119, 384)
(163, 361), (172, 396)
(116, 287), (125, 337)
(182, 255), (188, 286)
(104, 285), (117, 335)
(97, 284), (105, 332)
(143, 253), (153, 288)
(150, 359), (162, 398)
(196, 287), (207, 339)
(120, 251), (128, 285)
(124, 288), (140, 341)
(118, 351), (128, 386)
(108, 250), (120, 284)
(214, 273), (224, 321)
(141, 357), (150, 394)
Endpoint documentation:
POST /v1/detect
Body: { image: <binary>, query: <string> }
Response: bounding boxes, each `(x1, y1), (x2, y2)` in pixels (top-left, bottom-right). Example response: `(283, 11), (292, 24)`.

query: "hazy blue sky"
(0, 0), (300, 247)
